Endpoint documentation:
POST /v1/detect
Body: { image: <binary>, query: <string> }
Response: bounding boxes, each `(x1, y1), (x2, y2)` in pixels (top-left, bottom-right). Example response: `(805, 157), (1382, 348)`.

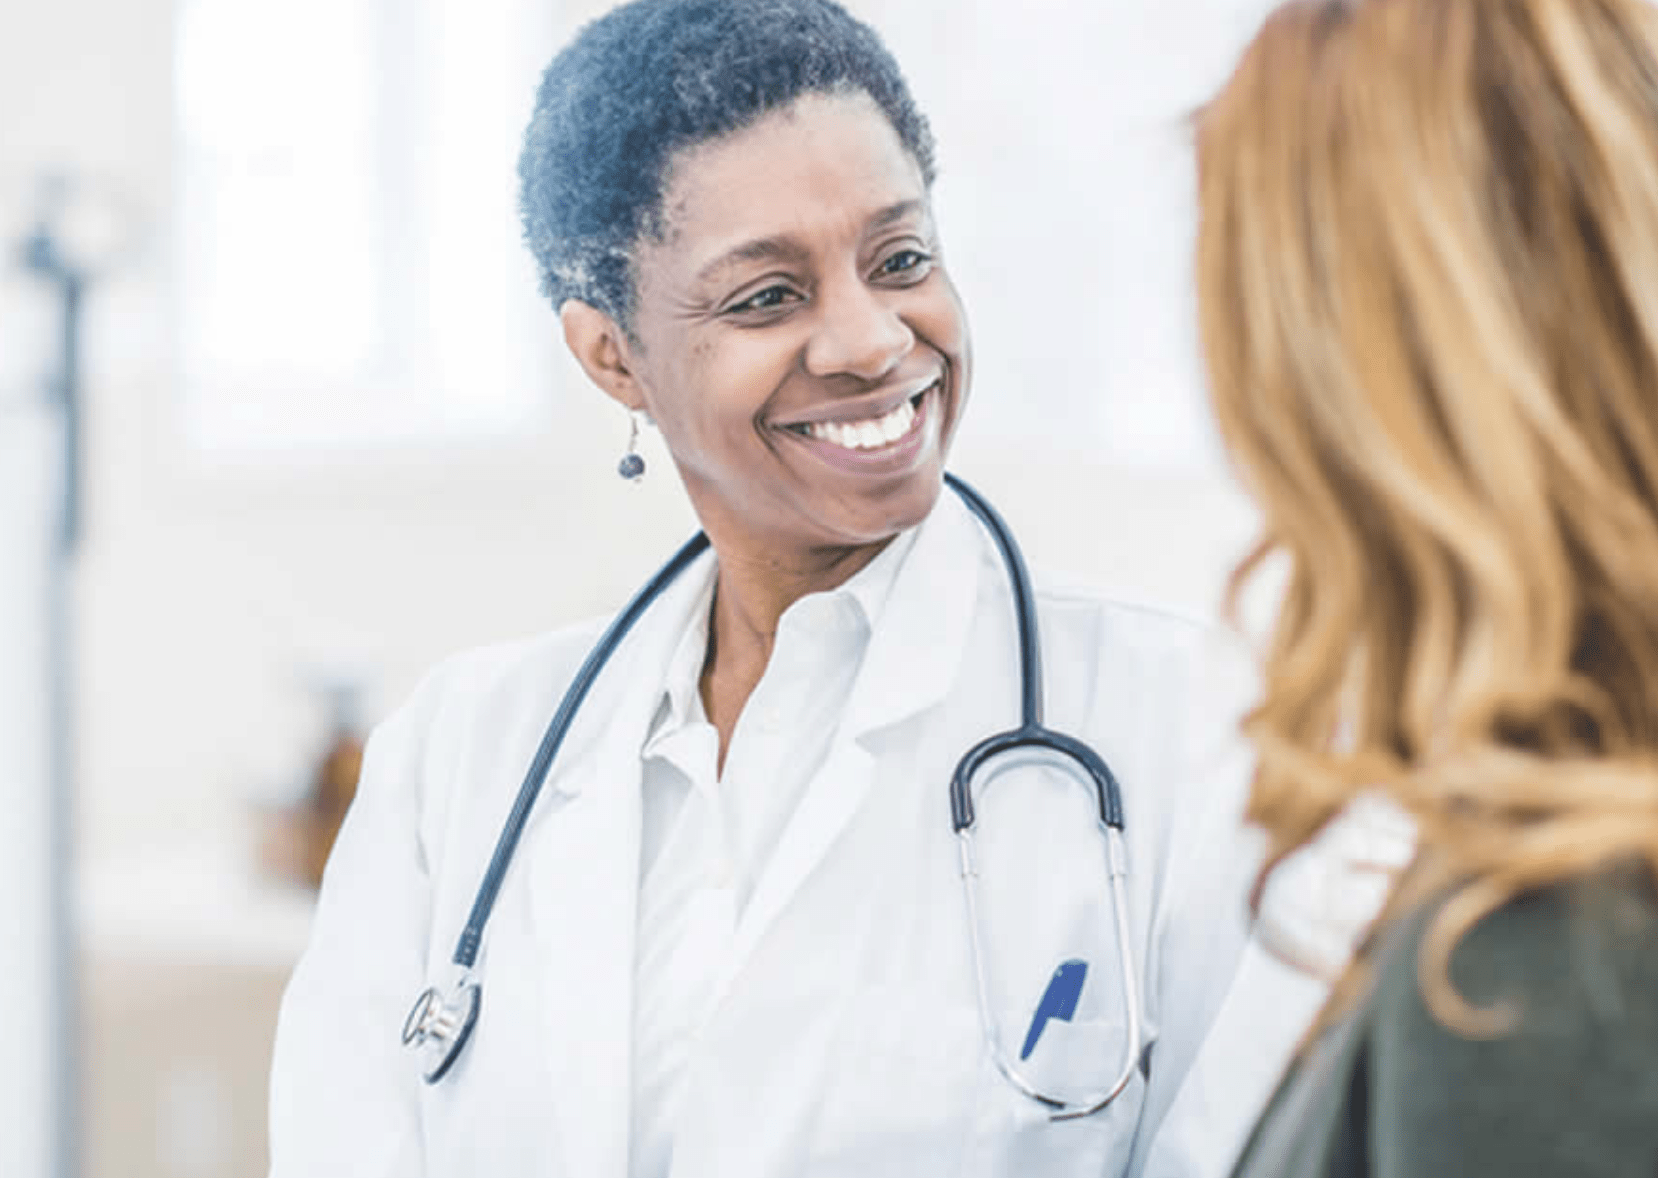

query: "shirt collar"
(641, 523), (921, 754)
(643, 570), (716, 758)
(831, 523), (917, 633)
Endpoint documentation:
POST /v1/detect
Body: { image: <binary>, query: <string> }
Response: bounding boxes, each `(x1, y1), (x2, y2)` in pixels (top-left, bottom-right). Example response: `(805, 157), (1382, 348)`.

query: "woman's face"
(623, 91), (970, 562)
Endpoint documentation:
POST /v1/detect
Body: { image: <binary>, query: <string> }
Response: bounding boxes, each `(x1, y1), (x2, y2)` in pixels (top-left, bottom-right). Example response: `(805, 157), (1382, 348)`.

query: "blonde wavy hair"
(1195, 0), (1658, 1028)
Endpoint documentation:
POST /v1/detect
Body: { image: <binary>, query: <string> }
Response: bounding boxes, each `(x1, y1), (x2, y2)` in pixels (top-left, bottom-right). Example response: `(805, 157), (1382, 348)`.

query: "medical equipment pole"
(18, 207), (87, 1178)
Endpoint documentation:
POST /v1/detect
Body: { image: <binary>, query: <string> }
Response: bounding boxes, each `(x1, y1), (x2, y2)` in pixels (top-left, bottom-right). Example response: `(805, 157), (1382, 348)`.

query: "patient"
(1193, 0), (1658, 1174)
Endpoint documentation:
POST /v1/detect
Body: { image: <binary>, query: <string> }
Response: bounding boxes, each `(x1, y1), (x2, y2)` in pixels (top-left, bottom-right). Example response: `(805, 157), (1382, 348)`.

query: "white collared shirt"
(629, 529), (919, 1178)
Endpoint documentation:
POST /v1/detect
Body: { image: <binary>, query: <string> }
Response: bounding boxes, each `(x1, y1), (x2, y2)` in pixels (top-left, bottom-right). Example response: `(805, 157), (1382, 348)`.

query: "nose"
(803, 274), (914, 382)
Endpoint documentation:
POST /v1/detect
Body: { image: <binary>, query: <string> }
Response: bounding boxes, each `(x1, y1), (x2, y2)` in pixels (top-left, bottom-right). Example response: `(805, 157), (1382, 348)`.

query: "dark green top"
(1231, 876), (1658, 1178)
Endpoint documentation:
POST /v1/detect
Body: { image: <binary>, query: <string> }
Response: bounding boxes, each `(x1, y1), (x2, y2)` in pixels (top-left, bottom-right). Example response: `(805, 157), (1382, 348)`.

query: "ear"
(560, 300), (647, 412)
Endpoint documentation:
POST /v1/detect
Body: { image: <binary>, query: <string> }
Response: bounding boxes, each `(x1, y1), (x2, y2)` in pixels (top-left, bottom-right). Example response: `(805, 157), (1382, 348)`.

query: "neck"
(698, 535), (892, 765)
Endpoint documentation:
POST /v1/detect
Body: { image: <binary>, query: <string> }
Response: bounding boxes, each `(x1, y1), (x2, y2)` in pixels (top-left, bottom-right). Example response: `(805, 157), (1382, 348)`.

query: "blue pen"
(1021, 959), (1089, 1061)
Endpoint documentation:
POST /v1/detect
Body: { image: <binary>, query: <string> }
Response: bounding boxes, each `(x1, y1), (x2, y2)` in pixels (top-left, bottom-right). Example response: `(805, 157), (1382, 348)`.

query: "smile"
(786, 381), (938, 453)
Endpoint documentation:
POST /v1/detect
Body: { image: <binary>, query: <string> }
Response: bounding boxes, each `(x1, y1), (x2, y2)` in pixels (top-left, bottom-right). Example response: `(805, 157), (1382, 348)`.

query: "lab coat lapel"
(714, 492), (987, 999)
(841, 490), (984, 742)
(524, 546), (715, 1178)
(714, 738), (877, 1003)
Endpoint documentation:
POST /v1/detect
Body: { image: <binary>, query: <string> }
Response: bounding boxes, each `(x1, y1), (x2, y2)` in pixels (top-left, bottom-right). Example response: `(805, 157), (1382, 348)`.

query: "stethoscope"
(402, 473), (1143, 1120)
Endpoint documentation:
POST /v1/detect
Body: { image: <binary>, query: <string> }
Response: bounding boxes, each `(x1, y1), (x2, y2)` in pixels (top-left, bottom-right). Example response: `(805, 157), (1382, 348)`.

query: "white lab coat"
(268, 490), (1319, 1178)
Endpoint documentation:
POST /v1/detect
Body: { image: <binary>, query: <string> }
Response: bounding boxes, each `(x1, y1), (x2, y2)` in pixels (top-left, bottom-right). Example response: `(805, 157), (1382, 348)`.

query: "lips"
(778, 378), (940, 447)
(776, 380), (944, 475)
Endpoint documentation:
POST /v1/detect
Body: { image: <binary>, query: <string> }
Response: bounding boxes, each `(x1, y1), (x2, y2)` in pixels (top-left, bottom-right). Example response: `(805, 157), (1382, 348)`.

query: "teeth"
(882, 407), (908, 443)
(804, 394), (923, 451)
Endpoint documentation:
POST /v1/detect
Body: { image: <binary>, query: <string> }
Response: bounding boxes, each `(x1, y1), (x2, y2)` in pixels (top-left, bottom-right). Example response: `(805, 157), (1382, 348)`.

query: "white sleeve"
(1120, 640), (1412, 1178)
(1120, 633), (1330, 1178)
(267, 676), (443, 1178)
(1127, 929), (1330, 1178)
(1125, 798), (1410, 1178)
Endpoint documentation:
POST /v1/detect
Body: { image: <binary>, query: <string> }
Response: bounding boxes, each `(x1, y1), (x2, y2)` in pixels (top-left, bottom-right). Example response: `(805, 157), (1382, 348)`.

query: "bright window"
(175, 0), (1270, 465)
(174, 0), (559, 453)
(867, 0), (1274, 469)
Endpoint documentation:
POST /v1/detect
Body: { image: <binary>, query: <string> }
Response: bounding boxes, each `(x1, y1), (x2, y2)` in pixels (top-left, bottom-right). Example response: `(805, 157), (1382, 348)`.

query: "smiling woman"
(266, 2), (1308, 1176)
(562, 91), (970, 720)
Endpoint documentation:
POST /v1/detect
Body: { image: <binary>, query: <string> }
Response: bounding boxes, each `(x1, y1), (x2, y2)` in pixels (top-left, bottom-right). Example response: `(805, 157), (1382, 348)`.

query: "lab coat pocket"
(960, 1015), (1147, 1178)
(805, 985), (985, 1178)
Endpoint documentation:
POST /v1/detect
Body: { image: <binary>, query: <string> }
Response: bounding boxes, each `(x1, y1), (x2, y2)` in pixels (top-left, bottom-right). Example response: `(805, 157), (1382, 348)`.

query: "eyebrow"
(693, 200), (928, 285)
(695, 235), (807, 284)
(868, 199), (925, 232)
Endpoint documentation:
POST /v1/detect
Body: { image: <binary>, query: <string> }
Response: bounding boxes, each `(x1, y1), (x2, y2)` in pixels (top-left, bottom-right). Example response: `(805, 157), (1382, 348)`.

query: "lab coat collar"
(841, 486), (985, 742)
(541, 545), (720, 801)
(523, 540), (716, 1178)
(523, 488), (985, 1172)
(639, 484), (981, 836)
(642, 522), (919, 756)
(710, 488), (988, 1005)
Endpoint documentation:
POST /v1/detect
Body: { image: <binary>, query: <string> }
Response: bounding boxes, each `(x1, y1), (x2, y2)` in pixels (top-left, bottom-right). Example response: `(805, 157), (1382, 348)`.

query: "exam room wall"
(1, 0), (1262, 1173)
(1, 0), (1268, 861)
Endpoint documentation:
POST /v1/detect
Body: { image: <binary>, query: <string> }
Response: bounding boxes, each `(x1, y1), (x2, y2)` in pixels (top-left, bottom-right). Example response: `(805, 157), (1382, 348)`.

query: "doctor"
(268, 1), (1306, 1175)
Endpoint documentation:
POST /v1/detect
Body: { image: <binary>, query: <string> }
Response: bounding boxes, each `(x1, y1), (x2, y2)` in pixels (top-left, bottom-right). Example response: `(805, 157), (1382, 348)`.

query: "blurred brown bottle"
(261, 677), (366, 891)
(301, 705), (364, 888)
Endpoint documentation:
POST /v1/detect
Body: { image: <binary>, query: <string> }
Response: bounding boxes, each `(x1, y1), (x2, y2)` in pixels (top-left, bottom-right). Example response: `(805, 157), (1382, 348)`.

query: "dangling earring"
(617, 410), (646, 482)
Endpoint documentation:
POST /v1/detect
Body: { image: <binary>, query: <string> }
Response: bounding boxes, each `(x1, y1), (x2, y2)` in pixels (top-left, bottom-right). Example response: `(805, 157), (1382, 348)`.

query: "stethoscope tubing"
(451, 531), (710, 970)
(943, 474), (1125, 836)
(450, 475), (1034, 970)
(409, 473), (1137, 1115)
(941, 473), (1044, 729)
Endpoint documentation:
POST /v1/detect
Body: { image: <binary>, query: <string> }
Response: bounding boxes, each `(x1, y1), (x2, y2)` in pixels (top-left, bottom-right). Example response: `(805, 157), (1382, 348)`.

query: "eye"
(726, 284), (801, 315)
(876, 248), (933, 281)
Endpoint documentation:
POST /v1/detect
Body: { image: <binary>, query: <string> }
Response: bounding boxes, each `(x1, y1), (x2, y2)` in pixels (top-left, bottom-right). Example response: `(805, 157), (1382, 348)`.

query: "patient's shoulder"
(1366, 874), (1658, 1166)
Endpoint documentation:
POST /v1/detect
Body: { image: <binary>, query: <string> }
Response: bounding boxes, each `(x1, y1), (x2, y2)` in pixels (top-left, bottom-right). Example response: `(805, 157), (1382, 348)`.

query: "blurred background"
(1, 0), (1277, 1174)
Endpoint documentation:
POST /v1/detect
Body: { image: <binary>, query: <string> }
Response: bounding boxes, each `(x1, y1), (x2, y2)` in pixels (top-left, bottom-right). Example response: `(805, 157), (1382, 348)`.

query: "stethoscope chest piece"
(402, 974), (482, 1084)
(396, 475), (1137, 1117)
